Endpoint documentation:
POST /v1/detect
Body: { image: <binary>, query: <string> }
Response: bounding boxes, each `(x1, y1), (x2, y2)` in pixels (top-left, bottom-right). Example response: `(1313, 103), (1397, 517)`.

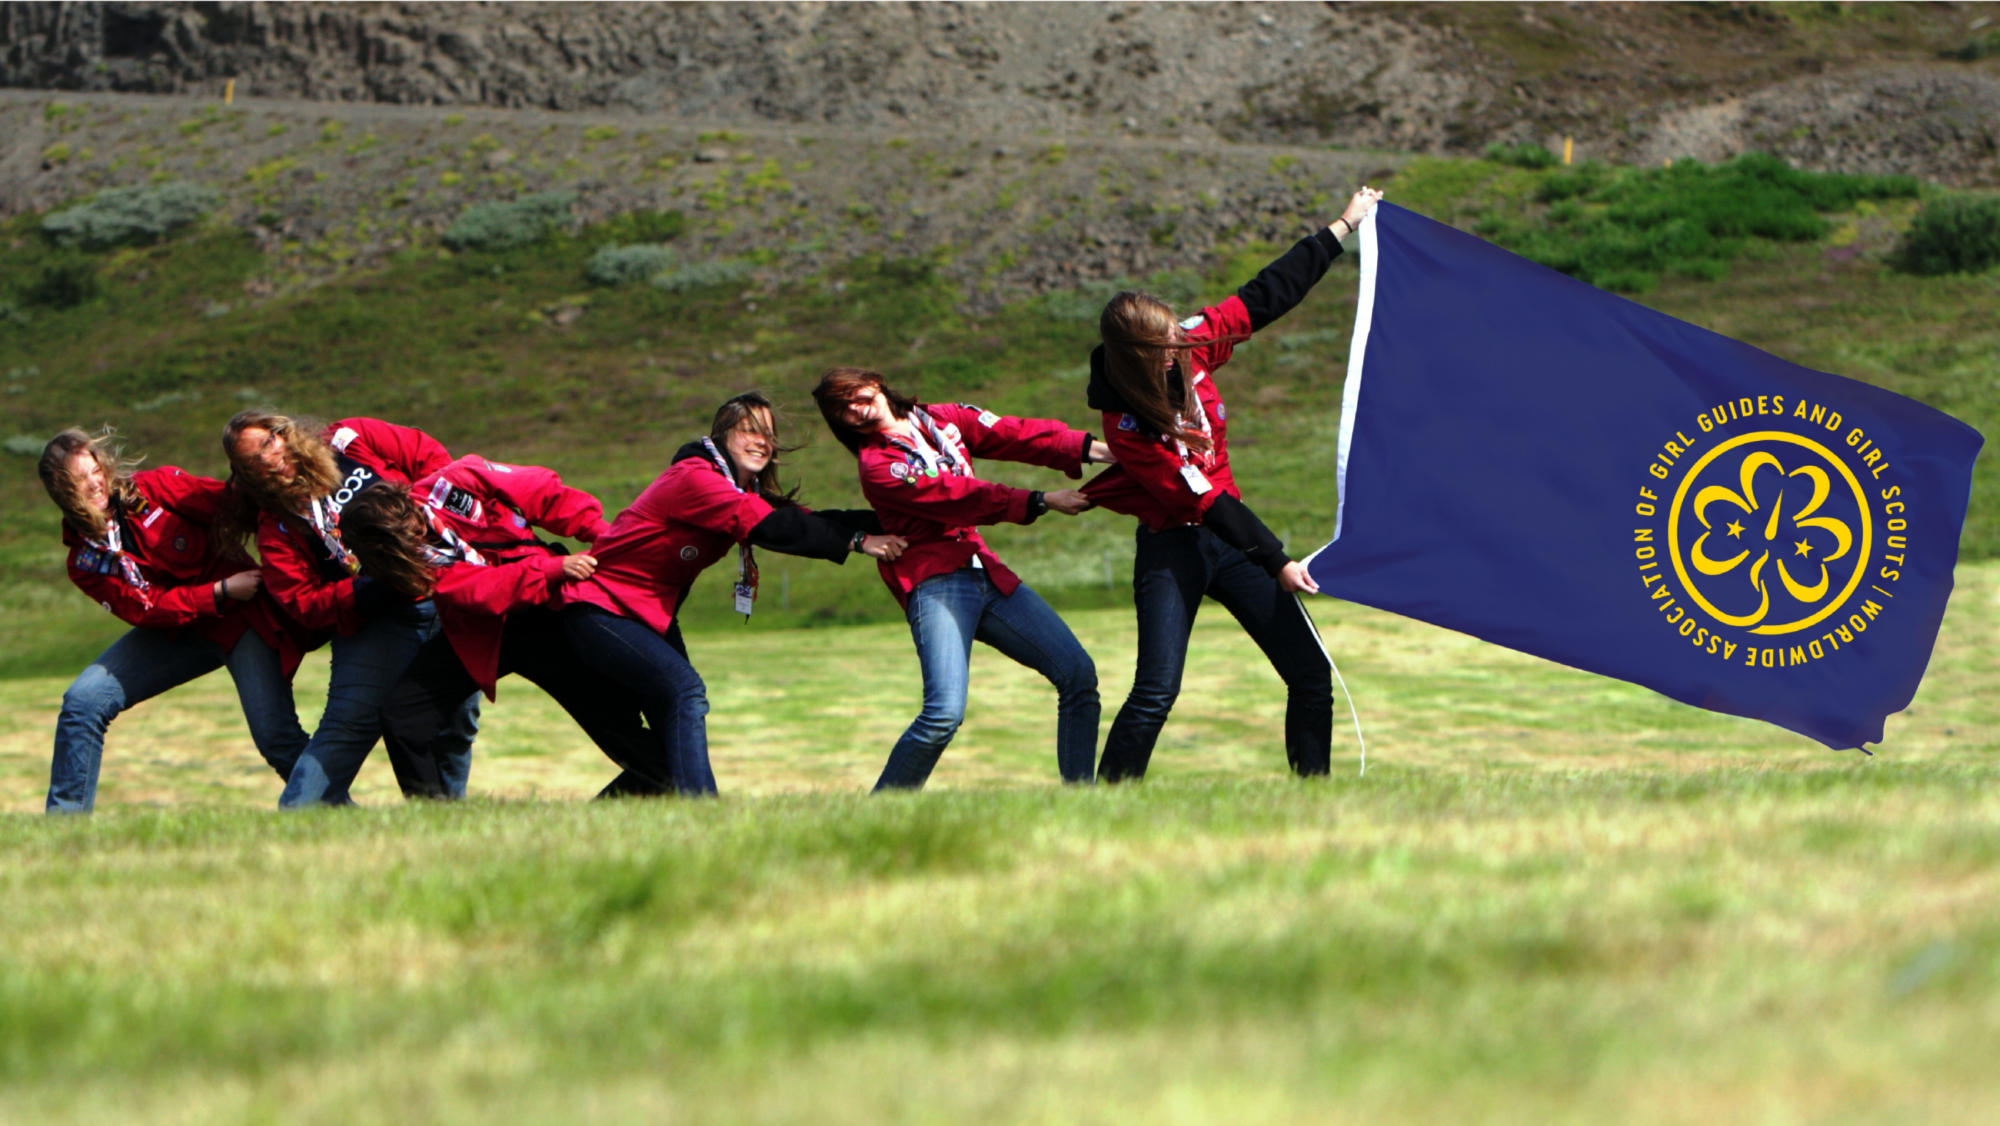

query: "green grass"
(0, 563), (1996, 1123)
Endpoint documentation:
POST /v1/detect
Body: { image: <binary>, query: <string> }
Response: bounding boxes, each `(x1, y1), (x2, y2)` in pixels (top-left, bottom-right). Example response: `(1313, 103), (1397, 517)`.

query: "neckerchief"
(418, 510), (488, 568)
(701, 437), (760, 618)
(304, 496), (361, 575)
(83, 511), (149, 592)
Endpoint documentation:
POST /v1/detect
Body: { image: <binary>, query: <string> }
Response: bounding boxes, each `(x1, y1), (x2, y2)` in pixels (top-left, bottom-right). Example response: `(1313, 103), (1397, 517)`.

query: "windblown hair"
(1098, 291), (1244, 453)
(37, 427), (142, 539)
(335, 483), (438, 600)
(709, 391), (800, 503)
(216, 409), (340, 553)
(810, 367), (921, 456)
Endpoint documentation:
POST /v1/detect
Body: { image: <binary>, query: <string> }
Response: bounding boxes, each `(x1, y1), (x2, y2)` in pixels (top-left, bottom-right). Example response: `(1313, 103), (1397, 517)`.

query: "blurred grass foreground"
(0, 562), (1994, 1124)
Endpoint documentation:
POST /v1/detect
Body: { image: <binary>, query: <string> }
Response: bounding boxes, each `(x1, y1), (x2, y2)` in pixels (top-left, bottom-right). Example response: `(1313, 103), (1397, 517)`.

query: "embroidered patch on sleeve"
(1118, 413), (1138, 431)
(330, 426), (359, 451)
(1179, 314), (1206, 331)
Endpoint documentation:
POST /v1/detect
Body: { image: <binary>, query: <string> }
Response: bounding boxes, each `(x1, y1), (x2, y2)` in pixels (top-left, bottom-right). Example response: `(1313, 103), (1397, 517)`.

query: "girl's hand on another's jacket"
(221, 570), (263, 601)
(863, 535), (909, 562)
(1044, 489), (1095, 516)
(561, 554), (598, 582)
(1277, 560), (1320, 594)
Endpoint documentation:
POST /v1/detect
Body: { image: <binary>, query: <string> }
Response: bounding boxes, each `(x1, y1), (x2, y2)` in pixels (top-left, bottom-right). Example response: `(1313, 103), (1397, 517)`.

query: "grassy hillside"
(1, 152), (1994, 677)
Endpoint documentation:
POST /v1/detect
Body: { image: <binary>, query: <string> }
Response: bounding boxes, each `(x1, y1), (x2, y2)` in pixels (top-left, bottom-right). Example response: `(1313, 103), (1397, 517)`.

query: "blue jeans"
(49, 627), (307, 813)
(280, 600), (480, 808)
(877, 568), (1098, 791)
(1099, 524), (1334, 782)
(563, 605), (712, 796)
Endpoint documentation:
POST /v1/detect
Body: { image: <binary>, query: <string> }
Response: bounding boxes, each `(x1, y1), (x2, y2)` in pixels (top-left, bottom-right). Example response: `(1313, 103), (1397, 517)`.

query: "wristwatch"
(850, 530), (869, 554)
(1026, 491), (1049, 521)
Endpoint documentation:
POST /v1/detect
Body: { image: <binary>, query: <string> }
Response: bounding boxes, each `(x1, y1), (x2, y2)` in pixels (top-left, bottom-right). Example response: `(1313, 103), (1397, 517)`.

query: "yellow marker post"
(224, 78), (235, 105)
(1563, 136), (1573, 165)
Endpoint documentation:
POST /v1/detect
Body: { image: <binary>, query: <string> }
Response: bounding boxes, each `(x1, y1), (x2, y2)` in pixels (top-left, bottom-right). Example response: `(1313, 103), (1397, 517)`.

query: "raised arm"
(1236, 185), (1383, 331)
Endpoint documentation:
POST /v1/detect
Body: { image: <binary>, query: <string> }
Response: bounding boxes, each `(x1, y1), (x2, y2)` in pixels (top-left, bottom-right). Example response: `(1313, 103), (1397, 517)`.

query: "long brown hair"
(810, 367), (921, 456)
(217, 409), (341, 552)
(710, 391), (800, 502)
(335, 483), (437, 599)
(1099, 291), (1241, 453)
(37, 427), (142, 538)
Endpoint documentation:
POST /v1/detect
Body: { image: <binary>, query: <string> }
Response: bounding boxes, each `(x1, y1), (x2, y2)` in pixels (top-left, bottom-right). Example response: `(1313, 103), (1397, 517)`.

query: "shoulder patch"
(679, 545), (700, 561)
(1215, 402), (1226, 421)
(1117, 413), (1138, 432)
(1179, 314), (1206, 331)
(889, 461), (911, 480)
(481, 458), (514, 473)
(977, 410), (1000, 428)
(329, 426), (359, 452)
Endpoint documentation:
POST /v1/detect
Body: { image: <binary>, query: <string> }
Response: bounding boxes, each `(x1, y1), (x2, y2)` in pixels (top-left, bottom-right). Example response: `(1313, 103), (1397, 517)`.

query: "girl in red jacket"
(1083, 186), (1382, 781)
(221, 409), (478, 806)
(329, 455), (671, 797)
(811, 368), (1111, 791)
(563, 391), (908, 796)
(36, 428), (308, 812)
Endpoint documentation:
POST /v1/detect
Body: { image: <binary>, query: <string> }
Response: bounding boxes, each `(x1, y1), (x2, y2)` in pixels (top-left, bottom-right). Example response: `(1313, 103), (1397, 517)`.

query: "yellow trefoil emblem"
(1669, 432), (1872, 636)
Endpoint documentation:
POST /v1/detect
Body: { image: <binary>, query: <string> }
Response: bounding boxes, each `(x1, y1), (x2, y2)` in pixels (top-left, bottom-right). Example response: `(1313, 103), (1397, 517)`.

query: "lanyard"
(85, 514), (149, 593)
(701, 437), (760, 618)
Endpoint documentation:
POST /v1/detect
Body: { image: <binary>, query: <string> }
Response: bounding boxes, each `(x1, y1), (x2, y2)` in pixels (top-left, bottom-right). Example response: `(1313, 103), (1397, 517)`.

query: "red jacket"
(563, 453), (774, 637)
(64, 467), (309, 675)
(1081, 295), (1249, 526)
(856, 402), (1089, 606)
(414, 454), (610, 698)
(257, 418), (453, 637)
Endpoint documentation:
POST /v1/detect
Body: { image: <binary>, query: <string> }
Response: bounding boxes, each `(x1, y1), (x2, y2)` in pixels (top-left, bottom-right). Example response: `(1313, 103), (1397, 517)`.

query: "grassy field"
(0, 561), (1993, 1123)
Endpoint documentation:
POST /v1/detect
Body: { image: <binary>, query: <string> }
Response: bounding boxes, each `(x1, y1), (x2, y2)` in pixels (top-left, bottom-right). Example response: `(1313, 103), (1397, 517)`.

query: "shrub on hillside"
(586, 244), (678, 286)
(585, 209), (687, 248)
(41, 183), (221, 249)
(1485, 143), (1558, 170)
(22, 260), (100, 308)
(1482, 152), (1920, 292)
(1893, 196), (2000, 276)
(442, 192), (576, 252)
(652, 259), (752, 293)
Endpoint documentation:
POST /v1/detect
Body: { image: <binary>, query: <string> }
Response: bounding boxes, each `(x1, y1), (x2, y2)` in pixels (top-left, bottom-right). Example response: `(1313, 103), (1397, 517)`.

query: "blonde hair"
(38, 427), (142, 538)
(217, 409), (340, 552)
(1099, 291), (1213, 452)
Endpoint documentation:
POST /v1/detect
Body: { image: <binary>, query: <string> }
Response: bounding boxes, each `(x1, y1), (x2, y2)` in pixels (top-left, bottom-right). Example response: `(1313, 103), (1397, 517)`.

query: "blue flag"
(1305, 203), (1984, 749)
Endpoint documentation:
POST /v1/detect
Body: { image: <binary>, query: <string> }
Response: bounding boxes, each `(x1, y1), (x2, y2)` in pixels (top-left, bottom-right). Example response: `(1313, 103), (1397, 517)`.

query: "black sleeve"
(808, 508), (885, 536)
(1204, 493), (1291, 577)
(1237, 227), (1344, 332)
(747, 507), (856, 563)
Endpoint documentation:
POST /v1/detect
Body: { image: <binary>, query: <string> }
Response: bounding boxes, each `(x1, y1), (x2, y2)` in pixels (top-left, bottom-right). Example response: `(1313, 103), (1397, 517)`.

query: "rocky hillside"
(3, 2), (1999, 184)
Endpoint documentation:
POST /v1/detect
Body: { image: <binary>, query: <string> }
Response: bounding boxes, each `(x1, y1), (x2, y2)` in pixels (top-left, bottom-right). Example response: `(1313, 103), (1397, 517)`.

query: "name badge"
(1179, 464), (1213, 495)
(734, 582), (756, 616)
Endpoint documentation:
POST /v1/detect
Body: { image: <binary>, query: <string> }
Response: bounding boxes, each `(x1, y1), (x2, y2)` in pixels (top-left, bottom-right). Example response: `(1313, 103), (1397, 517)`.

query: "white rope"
(1293, 593), (1368, 776)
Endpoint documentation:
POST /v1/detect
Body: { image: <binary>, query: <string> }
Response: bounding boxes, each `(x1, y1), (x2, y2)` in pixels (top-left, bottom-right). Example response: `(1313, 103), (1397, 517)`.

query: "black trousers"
(1098, 523), (1334, 781)
(380, 606), (671, 798)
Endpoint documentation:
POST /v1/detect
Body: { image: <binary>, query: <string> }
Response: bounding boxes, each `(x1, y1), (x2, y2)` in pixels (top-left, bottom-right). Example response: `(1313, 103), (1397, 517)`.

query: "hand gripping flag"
(1304, 203), (1984, 749)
